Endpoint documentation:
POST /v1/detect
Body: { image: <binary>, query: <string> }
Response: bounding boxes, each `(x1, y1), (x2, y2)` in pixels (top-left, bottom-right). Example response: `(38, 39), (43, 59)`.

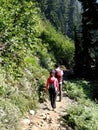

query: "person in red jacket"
(46, 70), (58, 110)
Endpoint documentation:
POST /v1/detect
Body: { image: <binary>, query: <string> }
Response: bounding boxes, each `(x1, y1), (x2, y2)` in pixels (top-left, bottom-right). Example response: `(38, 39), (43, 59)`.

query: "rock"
(60, 121), (63, 124)
(43, 113), (50, 121)
(22, 118), (30, 125)
(29, 110), (35, 115)
(48, 118), (52, 123)
(61, 128), (67, 130)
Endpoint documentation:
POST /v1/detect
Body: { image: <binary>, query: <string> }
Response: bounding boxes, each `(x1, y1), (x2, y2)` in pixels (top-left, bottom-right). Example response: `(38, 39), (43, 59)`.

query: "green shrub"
(63, 103), (98, 130)
(64, 80), (93, 100)
(63, 80), (98, 130)
(0, 0), (75, 130)
(40, 21), (75, 68)
(0, 85), (6, 96)
(0, 99), (20, 130)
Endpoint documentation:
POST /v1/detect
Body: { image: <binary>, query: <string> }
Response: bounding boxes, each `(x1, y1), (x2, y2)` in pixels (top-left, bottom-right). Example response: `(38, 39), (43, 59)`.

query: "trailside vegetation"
(63, 80), (98, 130)
(62, 1), (98, 129)
(0, 0), (74, 129)
(39, 20), (75, 67)
(37, 0), (81, 39)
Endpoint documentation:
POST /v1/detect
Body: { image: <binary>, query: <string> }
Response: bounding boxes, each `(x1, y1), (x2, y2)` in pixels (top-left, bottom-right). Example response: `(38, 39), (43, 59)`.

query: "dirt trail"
(19, 91), (73, 130)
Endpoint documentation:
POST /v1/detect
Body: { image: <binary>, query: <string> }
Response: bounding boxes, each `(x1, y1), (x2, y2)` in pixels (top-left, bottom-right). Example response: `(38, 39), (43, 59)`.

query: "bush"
(0, 0), (75, 129)
(40, 21), (75, 68)
(63, 80), (98, 130)
(0, 99), (20, 130)
(64, 80), (93, 100)
(63, 103), (98, 130)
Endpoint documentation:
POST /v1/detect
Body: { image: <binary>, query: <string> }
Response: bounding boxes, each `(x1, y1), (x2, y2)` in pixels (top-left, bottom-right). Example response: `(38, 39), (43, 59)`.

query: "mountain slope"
(37, 0), (81, 39)
(0, 0), (74, 130)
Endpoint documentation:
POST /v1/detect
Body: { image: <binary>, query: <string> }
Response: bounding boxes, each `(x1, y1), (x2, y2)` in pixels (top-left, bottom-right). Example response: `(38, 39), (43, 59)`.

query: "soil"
(19, 91), (73, 130)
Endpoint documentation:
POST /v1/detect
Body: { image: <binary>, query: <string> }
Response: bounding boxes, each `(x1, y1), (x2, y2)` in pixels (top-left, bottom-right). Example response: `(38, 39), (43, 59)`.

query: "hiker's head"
(50, 70), (55, 77)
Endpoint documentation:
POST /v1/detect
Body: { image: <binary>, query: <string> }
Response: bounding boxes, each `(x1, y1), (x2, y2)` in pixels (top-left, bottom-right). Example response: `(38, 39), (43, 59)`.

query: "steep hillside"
(0, 0), (74, 130)
(37, 0), (81, 39)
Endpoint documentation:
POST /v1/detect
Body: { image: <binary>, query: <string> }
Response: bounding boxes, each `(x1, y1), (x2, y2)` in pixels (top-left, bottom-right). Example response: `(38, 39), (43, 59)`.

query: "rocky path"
(19, 91), (73, 130)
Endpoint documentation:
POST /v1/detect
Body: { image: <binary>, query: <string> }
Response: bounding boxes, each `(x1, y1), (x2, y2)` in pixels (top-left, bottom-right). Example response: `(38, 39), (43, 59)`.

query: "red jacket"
(46, 76), (59, 91)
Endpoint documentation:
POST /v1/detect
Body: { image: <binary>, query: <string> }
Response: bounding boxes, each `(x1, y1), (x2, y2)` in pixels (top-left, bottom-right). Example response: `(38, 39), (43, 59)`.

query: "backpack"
(49, 83), (55, 89)
(49, 78), (56, 90)
(55, 69), (62, 77)
(55, 69), (63, 82)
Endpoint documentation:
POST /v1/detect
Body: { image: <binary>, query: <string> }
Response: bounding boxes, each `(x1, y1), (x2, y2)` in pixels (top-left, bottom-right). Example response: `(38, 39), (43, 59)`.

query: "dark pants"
(48, 87), (57, 109)
(59, 82), (62, 101)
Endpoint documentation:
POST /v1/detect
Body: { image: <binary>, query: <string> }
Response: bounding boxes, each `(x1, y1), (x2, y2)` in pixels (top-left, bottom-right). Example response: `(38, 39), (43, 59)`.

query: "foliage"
(38, 0), (81, 39)
(0, 0), (51, 129)
(40, 21), (75, 68)
(64, 80), (93, 100)
(0, 99), (20, 130)
(63, 80), (98, 130)
(63, 103), (98, 130)
(0, 0), (75, 129)
(74, 0), (98, 78)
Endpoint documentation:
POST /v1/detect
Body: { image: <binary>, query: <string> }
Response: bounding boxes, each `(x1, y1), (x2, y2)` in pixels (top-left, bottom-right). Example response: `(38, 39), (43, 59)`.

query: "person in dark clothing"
(46, 70), (58, 110)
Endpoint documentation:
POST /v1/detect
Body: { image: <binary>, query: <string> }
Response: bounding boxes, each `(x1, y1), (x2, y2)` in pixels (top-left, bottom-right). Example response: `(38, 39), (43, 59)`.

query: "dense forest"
(0, 0), (98, 130)
(37, 0), (81, 39)
(74, 0), (98, 80)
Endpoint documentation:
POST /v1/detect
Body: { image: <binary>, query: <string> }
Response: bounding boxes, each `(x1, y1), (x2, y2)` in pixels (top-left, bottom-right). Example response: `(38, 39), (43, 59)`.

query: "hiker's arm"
(55, 79), (59, 91)
(46, 78), (49, 92)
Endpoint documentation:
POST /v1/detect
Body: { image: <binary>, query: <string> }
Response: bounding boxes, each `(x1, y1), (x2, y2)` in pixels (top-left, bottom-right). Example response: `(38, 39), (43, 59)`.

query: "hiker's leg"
(48, 88), (53, 108)
(59, 82), (62, 101)
(52, 89), (57, 108)
(51, 94), (54, 108)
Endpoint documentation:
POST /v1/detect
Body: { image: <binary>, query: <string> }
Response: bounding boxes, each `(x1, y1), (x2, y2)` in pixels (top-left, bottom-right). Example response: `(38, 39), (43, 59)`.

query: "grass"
(63, 80), (98, 130)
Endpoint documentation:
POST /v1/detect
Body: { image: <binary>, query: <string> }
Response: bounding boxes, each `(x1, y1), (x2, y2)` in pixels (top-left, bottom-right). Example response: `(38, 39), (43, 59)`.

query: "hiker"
(46, 70), (58, 110)
(55, 64), (63, 101)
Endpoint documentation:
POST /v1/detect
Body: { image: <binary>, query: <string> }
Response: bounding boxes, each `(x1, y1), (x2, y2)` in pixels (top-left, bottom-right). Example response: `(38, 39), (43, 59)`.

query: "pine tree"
(37, 0), (81, 39)
(75, 0), (98, 78)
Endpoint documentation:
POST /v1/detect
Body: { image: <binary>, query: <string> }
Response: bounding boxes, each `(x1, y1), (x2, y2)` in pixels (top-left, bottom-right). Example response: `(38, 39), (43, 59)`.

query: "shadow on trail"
(43, 107), (50, 111)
